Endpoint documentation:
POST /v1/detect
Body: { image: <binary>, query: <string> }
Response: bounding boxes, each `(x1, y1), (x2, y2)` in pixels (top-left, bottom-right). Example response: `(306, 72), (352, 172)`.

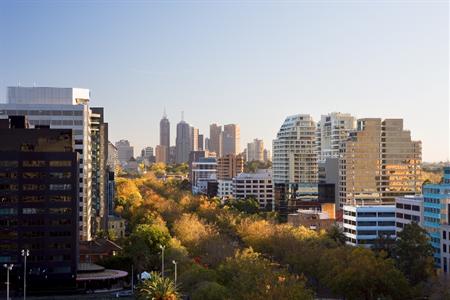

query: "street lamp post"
(3, 264), (14, 300)
(172, 260), (177, 285)
(159, 245), (165, 278)
(21, 249), (30, 300)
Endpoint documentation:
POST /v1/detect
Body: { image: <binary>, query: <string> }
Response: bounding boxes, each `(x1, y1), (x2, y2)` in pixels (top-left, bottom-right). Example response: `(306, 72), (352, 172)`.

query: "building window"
(49, 184), (71, 191)
(23, 208), (46, 214)
(444, 231), (447, 240)
(49, 161), (72, 167)
(23, 160), (46, 167)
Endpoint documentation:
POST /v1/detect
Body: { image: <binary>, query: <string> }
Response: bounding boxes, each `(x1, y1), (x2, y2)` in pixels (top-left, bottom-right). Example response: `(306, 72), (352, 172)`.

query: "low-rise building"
(441, 224), (450, 274)
(343, 205), (396, 247)
(288, 209), (335, 231)
(395, 195), (423, 233)
(108, 215), (126, 239)
(233, 169), (273, 210)
(218, 179), (233, 199)
(191, 157), (217, 194)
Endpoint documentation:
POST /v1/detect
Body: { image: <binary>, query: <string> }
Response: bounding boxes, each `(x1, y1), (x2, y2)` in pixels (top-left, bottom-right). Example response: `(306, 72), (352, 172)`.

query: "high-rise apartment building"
(223, 124), (240, 156)
(339, 119), (422, 207)
(217, 154), (244, 180)
(247, 139), (264, 162)
(263, 149), (271, 162)
(155, 145), (168, 163)
(1, 86), (93, 241)
(107, 141), (119, 174)
(316, 112), (356, 162)
(159, 111), (170, 163)
(115, 140), (134, 164)
(0, 116), (79, 289)
(272, 114), (318, 218)
(176, 120), (191, 163)
(90, 107), (109, 233)
(209, 123), (222, 157)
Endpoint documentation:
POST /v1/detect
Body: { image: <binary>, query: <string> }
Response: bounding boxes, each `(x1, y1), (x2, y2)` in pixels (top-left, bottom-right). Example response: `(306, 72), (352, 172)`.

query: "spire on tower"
(181, 111), (184, 121)
(163, 107), (167, 119)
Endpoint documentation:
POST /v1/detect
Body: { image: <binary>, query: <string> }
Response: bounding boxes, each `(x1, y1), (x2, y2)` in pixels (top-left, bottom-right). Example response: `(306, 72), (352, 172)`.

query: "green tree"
(125, 223), (171, 272)
(137, 271), (180, 300)
(326, 225), (346, 245)
(191, 281), (230, 300)
(392, 222), (435, 286)
(226, 198), (259, 215)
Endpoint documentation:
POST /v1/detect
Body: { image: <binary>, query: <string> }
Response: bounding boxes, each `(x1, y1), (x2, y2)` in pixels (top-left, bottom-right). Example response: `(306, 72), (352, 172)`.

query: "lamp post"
(172, 260), (177, 285)
(3, 264), (14, 300)
(159, 245), (165, 278)
(21, 249), (30, 300)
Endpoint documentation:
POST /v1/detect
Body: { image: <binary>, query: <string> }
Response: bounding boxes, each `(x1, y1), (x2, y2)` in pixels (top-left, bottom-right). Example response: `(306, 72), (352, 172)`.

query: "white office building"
(395, 195), (423, 233)
(115, 140), (134, 165)
(343, 205), (396, 247)
(1, 86), (93, 240)
(218, 179), (233, 199)
(233, 169), (274, 210)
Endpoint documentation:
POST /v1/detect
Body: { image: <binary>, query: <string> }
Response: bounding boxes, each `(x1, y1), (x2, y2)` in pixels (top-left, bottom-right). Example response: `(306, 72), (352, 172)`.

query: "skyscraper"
(176, 119), (191, 163)
(191, 126), (199, 151)
(316, 112), (356, 162)
(223, 124), (240, 156)
(159, 110), (170, 163)
(247, 138), (264, 162)
(339, 118), (422, 207)
(1, 86), (93, 241)
(209, 123), (222, 157)
(198, 134), (204, 151)
(273, 114), (318, 219)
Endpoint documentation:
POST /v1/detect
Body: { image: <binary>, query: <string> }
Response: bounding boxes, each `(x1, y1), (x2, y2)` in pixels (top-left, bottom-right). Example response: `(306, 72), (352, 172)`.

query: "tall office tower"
(209, 123), (223, 157)
(247, 138), (264, 162)
(273, 114), (318, 219)
(217, 154), (244, 180)
(263, 149), (271, 162)
(339, 118), (422, 207)
(160, 111), (170, 163)
(141, 146), (154, 159)
(223, 124), (240, 156)
(176, 120), (191, 163)
(90, 107), (109, 233)
(316, 112), (356, 162)
(155, 145), (168, 163)
(191, 126), (199, 151)
(1, 86), (93, 241)
(198, 134), (204, 151)
(0, 116), (79, 289)
(115, 139), (134, 164)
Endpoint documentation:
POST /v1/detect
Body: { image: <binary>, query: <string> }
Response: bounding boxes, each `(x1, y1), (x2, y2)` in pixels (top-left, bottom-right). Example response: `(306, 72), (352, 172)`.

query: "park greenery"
(102, 170), (440, 300)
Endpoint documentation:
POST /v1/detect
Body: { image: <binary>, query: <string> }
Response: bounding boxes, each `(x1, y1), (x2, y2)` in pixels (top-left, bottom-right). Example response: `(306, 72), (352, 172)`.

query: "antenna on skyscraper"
(181, 111), (184, 121)
(163, 107), (167, 118)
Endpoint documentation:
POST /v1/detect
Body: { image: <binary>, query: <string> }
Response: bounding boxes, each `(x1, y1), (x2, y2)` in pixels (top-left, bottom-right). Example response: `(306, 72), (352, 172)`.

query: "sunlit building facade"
(273, 114), (318, 219)
(339, 118), (421, 208)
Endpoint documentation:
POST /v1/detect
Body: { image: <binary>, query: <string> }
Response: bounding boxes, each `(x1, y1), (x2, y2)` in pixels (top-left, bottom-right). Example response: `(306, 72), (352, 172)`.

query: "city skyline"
(0, 1), (448, 162)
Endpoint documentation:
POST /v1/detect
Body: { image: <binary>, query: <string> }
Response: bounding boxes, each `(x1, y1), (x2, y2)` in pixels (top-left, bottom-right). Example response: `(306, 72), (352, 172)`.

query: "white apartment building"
(395, 195), (423, 233)
(233, 169), (274, 210)
(343, 205), (396, 247)
(316, 112), (356, 162)
(272, 114), (318, 216)
(1, 86), (93, 240)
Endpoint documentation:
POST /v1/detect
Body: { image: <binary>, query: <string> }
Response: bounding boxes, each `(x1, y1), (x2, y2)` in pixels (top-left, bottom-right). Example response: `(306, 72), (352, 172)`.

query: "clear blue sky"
(0, 0), (448, 161)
